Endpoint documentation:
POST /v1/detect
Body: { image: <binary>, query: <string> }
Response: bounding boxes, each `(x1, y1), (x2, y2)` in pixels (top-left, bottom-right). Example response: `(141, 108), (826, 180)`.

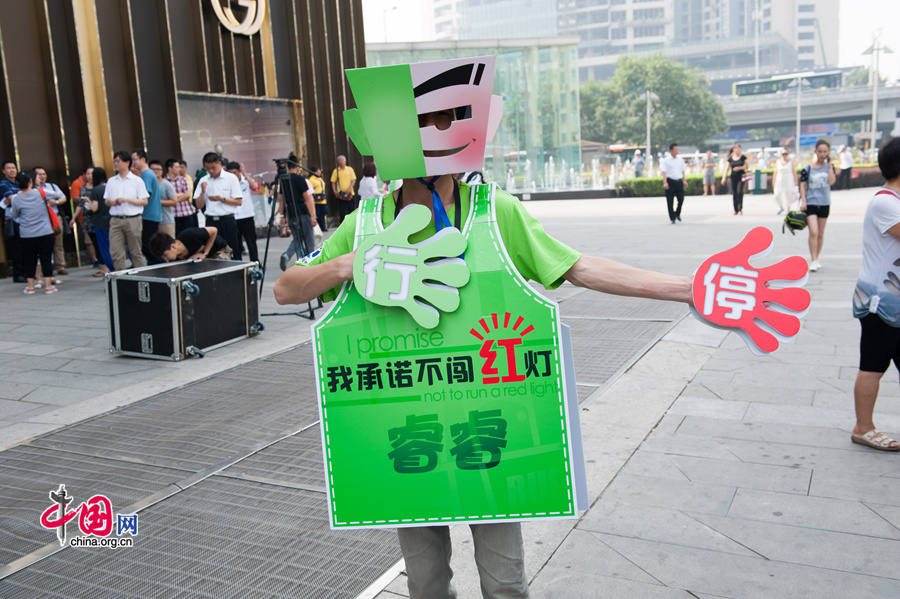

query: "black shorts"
(859, 314), (900, 373)
(805, 204), (830, 218)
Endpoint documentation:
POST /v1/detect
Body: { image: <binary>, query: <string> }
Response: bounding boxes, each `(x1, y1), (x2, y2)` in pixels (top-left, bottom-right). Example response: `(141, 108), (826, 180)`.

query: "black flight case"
(106, 259), (263, 360)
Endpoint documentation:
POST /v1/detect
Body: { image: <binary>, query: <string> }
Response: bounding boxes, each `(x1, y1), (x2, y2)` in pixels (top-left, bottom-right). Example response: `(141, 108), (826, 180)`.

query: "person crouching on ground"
(850, 136), (900, 451)
(149, 226), (233, 262)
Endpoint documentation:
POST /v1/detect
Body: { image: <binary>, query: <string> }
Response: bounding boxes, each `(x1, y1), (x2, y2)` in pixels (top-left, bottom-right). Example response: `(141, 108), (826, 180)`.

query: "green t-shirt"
(302, 183), (581, 302)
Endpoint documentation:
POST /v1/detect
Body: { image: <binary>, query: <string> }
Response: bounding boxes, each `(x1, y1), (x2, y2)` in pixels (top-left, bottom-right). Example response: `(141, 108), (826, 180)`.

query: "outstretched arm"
(563, 255), (691, 303)
(274, 252), (355, 305)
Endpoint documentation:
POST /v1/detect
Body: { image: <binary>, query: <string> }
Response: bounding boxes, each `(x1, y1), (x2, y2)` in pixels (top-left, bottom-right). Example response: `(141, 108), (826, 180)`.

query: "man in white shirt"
(193, 152), (243, 260)
(226, 161), (259, 263)
(661, 143), (687, 224)
(838, 145), (854, 190)
(104, 151), (149, 270)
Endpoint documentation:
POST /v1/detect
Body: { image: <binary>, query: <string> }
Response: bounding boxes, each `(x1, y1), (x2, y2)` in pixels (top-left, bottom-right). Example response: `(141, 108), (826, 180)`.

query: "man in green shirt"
(274, 57), (692, 599)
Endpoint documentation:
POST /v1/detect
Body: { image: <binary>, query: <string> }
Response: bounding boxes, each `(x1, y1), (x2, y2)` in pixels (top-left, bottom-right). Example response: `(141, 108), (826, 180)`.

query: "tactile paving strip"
(0, 477), (400, 599)
(219, 426), (325, 491)
(0, 445), (184, 564)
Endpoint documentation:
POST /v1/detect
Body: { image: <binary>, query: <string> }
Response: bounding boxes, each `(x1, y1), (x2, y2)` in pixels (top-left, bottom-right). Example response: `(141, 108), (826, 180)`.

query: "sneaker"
(279, 253), (288, 271)
(809, 260), (821, 272)
(34, 281), (43, 289)
(23, 287), (35, 295)
(670, 219), (676, 224)
(52, 278), (62, 285)
(44, 287), (58, 294)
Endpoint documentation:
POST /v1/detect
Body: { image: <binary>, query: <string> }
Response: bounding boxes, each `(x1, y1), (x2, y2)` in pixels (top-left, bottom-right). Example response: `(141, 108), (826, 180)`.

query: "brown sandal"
(851, 430), (900, 451)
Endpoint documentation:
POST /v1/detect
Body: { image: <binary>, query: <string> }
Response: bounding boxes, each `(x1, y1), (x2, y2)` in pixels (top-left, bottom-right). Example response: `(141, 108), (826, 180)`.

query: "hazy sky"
(362, 0), (899, 79)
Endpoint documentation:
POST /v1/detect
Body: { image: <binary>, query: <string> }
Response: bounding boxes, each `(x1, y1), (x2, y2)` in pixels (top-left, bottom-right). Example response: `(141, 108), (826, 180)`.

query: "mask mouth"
(423, 141), (472, 158)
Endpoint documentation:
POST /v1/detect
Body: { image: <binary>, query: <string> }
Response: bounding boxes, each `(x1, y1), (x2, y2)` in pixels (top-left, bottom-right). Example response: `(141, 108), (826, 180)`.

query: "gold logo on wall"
(210, 0), (266, 36)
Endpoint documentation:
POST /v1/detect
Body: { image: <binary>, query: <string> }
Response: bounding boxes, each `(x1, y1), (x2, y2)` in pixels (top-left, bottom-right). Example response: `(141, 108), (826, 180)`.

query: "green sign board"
(313, 184), (584, 528)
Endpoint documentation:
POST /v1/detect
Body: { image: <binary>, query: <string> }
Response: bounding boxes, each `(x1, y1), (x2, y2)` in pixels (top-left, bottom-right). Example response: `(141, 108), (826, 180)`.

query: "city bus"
(733, 70), (843, 97)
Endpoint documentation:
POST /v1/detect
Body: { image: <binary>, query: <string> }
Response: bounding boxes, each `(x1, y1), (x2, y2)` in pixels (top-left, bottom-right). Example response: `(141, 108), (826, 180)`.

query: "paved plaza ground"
(1, 187), (899, 598)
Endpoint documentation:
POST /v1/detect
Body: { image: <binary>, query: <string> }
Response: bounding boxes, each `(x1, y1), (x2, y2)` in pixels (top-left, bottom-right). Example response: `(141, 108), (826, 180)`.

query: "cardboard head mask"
(343, 56), (503, 181)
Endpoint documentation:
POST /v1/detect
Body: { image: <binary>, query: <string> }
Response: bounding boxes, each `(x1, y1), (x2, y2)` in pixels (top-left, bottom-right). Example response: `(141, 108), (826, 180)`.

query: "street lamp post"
(645, 89), (651, 159)
(795, 75), (802, 154)
(863, 32), (894, 153)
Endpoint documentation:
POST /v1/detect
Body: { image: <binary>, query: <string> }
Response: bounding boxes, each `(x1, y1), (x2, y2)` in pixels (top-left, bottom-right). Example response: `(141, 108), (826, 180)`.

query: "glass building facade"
(367, 39), (581, 192)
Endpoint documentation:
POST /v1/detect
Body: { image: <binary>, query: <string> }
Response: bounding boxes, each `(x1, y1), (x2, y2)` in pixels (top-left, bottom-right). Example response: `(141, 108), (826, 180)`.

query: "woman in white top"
(772, 148), (797, 215)
(358, 161), (380, 201)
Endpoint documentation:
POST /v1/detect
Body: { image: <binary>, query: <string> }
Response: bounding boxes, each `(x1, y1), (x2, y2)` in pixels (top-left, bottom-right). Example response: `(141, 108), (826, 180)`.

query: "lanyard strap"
(396, 177), (461, 230)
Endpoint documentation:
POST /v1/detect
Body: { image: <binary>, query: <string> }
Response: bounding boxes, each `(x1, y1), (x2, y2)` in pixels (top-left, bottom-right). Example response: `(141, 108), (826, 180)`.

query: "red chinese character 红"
(78, 495), (113, 536)
(692, 227), (811, 355)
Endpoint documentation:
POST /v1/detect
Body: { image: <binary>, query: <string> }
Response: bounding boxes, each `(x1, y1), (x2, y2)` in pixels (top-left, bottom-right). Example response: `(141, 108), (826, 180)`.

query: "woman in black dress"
(721, 144), (747, 215)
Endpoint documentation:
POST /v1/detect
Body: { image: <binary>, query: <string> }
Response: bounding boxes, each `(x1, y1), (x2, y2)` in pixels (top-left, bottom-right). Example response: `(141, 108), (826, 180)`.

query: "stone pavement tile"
(809, 468), (900, 505)
(662, 316), (730, 348)
(727, 488), (900, 539)
(0, 381), (37, 400)
(577, 502), (758, 557)
(18, 386), (99, 407)
(596, 533), (900, 599)
(695, 382), (815, 406)
(634, 450), (812, 495)
(537, 528), (660, 584)
(374, 591), (406, 599)
(5, 368), (156, 392)
(668, 396), (749, 420)
(0, 355), (72, 371)
(676, 416), (853, 449)
(0, 398), (51, 417)
(649, 413), (685, 436)
(692, 513), (900, 579)
(640, 432), (743, 462)
(744, 401), (900, 432)
(866, 503), (900, 531)
(599, 473), (736, 516)
(56, 358), (157, 376)
(0, 342), (71, 356)
(529, 566), (696, 598)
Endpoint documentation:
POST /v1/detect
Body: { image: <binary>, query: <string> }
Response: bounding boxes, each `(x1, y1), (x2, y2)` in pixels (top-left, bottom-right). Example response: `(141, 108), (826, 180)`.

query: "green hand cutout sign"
(353, 204), (470, 329)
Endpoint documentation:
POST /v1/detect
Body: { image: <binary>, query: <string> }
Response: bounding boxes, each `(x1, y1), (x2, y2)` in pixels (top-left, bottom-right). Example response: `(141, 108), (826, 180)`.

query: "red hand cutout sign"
(691, 227), (811, 355)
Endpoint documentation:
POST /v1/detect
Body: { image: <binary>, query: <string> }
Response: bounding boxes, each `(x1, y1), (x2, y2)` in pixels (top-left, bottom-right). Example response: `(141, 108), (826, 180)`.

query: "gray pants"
(109, 215), (145, 271)
(397, 523), (529, 599)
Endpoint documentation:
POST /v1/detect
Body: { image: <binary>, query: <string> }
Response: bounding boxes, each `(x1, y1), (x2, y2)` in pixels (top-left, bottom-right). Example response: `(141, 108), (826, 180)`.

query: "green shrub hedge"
(616, 166), (886, 197)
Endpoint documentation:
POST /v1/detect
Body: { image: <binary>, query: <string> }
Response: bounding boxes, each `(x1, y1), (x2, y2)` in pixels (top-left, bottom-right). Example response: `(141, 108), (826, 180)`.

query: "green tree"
(845, 66), (885, 87)
(579, 54), (727, 148)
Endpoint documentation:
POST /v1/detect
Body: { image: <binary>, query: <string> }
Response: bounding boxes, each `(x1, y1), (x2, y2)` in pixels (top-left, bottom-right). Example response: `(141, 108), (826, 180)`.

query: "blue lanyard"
(417, 176), (453, 232)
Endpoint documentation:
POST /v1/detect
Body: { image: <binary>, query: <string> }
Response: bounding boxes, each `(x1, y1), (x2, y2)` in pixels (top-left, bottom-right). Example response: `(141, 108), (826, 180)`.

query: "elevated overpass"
(722, 85), (900, 130)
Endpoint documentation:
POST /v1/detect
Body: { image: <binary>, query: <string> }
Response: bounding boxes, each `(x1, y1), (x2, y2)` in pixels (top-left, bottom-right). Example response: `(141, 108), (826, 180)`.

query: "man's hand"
(189, 252), (206, 260)
(353, 203), (469, 329)
(691, 227), (810, 355)
(663, 180), (669, 190)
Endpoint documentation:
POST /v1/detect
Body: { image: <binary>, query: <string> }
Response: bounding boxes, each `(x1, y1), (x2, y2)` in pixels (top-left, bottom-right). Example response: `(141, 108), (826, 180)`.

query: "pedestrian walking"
(6, 171), (58, 294)
(661, 143), (686, 224)
(702, 150), (716, 196)
(358, 161), (380, 201)
(633, 149), (645, 178)
(1, 159), (25, 281)
(34, 166), (68, 275)
(150, 160), (177, 237)
(772, 149), (798, 215)
(132, 150), (161, 264)
(193, 152), (243, 261)
(166, 158), (196, 234)
(308, 166), (329, 231)
(277, 161), (317, 270)
(226, 161), (260, 263)
(838, 145), (854, 190)
(722, 144), (747, 215)
(850, 136), (900, 451)
(105, 150), (148, 271)
(86, 167), (112, 276)
(799, 139), (836, 272)
(330, 154), (356, 225)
